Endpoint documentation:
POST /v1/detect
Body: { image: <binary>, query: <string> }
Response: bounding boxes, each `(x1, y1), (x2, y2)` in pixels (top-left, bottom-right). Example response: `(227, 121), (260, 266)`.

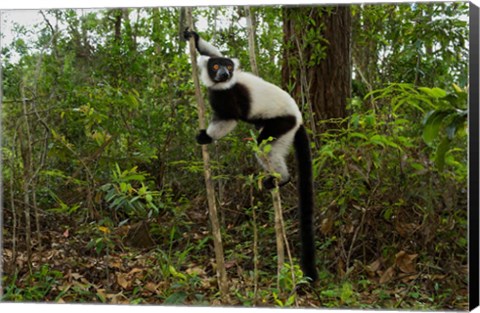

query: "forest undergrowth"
(1, 4), (469, 310)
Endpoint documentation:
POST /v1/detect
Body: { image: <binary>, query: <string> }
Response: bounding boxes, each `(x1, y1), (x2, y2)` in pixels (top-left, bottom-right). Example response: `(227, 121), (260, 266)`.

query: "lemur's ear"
(197, 55), (210, 69)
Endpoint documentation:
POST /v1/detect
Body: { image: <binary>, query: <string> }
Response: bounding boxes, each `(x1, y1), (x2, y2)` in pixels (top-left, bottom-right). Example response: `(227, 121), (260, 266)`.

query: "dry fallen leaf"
(366, 258), (382, 273)
(395, 222), (419, 238)
(144, 282), (159, 293)
(186, 266), (207, 276)
(110, 260), (122, 269)
(96, 288), (107, 302)
(395, 250), (418, 273)
(400, 274), (418, 283)
(320, 216), (334, 234)
(106, 292), (126, 304)
(379, 266), (396, 284)
(224, 260), (236, 269)
(116, 273), (130, 289)
(129, 267), (143, 274)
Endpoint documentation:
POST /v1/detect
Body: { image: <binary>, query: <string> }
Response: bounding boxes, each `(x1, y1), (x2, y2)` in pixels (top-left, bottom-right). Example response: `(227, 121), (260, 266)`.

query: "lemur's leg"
(255, 116), (298, 189)
(257, 133), (296, 188)
(184, 28), (223, 57)
(196, 117), (238, 145)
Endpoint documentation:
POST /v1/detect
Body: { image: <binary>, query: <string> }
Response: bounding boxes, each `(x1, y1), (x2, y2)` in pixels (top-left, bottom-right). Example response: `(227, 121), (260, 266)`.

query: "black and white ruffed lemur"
(184, 29), (318, 282)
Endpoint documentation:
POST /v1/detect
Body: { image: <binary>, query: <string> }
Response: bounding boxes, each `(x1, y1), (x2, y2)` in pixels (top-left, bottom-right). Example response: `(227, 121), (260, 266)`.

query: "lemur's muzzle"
(215, 67), (230, 82)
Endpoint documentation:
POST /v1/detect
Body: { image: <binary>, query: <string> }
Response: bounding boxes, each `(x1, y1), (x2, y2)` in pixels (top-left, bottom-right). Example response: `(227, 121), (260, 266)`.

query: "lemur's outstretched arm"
(196, 117), (238, 145)
(184, 28), (223, 57)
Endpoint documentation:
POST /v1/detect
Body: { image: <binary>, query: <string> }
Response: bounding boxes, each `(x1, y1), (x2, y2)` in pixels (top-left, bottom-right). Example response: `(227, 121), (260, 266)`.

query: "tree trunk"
(282, 6), (351, 130)
(114, 9), (122, 43)
(245, 6), (259, 76)
(185, 8), (229, 303)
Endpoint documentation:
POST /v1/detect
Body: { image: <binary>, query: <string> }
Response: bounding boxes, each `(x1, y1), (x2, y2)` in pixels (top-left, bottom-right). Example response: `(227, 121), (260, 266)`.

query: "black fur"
(184, 28), (219, 57)
(207, 58), (235, 82)
(196, 129), (212, 145)
(207, 77), (317, 282)
(253, 115), (297, 143)
(262, 175), (291, 190)
(209, 83), (251, 120)
(187, 31), (318, 283)
(184, 28), (201, 51)
(294, 125), (318, 282)
(209, 83), (297, 141)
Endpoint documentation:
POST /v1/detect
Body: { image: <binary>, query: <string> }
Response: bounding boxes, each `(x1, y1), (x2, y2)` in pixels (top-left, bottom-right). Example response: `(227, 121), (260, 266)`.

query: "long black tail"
(293, 125), (318, 282)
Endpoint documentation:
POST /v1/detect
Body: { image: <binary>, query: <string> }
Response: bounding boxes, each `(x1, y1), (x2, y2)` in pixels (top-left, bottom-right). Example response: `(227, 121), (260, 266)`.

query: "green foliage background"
(1, 3), (469, 309)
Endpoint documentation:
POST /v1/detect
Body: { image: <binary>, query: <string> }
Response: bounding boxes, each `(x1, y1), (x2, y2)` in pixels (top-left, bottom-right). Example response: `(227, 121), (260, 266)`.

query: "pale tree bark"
(244, 6), (262, 295)
(272, 188), (285, 284)
(249, 183), (259, 304)
(20, 84), (33, 271)
(185, 8), (229, 303)
(245, 6), (259, 76)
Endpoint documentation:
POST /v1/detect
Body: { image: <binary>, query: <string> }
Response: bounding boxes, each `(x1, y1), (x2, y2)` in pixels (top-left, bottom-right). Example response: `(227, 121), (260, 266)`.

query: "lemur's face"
(207, 57), (235, 83)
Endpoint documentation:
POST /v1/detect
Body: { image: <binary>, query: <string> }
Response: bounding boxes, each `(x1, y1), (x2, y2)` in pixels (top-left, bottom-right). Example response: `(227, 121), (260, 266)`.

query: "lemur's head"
(198, 56), (240, 90)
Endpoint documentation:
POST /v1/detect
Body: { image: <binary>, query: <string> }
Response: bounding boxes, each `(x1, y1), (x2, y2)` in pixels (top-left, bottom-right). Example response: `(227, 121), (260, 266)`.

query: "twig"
(294, 35), (318, 147)
(271, 188), (285, 287)
(345, 206), (366, 277)
(250, 183), (259, 305)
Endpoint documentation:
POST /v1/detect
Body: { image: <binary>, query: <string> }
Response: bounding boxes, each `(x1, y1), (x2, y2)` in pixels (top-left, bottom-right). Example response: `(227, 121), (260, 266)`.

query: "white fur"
(197, 37), (223, 57)
(198, 55), (302, 126)
(198, 56), (302, 183)
(207, 119), (238, 140)
(237, 71), (302, 124)
(198, 57), (302, 124)
(256, 132), (295, 183)
(235, 70), (302, 183)
(198, 56), (240, 90)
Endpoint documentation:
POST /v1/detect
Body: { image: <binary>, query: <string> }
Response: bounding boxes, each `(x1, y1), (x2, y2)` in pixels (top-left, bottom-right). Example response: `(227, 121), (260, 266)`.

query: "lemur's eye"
(227, 65), (233, 71)
(212, 64), (219, 71)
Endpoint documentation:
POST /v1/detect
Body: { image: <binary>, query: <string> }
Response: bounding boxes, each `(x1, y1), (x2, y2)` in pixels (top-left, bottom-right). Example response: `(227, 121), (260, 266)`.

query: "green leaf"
(435, 137), (451, 171)
(321, 289), (337, 298)
(349, 132), (368, 140)
(383, 207), (393, 221)
(164, 291), (187, 304)
(368, 134), (385, 148)
(446, 112), (467, 140)
(263, 144), (272, 154)
(125, 174), (146, 182)
(431, 87), (447, 98)
(340, 282), (353, 303)
(422, 110), (450, 145)
(138, 185), (147, 195)
(285, 294), (296, 306)
(168, 265), (187, 281)
(364, 134), (401, 150)
(418, 87), (447, 98)
(410, 163), (425, 171)
(452, 83), (463, 93)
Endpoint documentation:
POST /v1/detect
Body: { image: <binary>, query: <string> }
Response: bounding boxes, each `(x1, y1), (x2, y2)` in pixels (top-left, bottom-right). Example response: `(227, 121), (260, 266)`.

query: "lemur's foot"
(196, 129), (212, 145)
(262, 176), (290, 190)
(183, 28), (198, 41)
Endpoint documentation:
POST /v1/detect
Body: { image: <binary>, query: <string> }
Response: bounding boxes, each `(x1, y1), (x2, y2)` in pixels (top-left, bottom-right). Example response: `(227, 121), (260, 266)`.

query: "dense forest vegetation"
(1, 3), (469, 309)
